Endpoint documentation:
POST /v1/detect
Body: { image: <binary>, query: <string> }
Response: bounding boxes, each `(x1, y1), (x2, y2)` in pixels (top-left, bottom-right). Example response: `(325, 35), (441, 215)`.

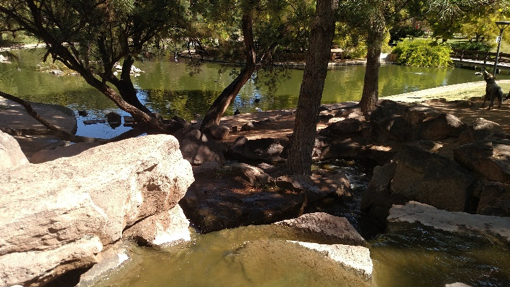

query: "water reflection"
(1, 49), (508, 138)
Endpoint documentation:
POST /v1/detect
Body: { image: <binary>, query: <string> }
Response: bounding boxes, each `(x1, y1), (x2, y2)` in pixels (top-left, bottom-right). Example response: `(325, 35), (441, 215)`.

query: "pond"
(1, 48), (507, 138)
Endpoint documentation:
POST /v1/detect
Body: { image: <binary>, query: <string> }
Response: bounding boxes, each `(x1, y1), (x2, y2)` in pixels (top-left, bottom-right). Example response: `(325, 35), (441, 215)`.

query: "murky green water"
(1, 49), (508, 138)
(94, 223), (510, 287)
(95, 225), (373, 287)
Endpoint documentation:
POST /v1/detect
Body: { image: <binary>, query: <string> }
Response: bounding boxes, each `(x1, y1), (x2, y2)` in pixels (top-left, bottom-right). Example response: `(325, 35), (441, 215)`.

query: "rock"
(228, 136), (286, 163)
(204, 124), (230, 140)
(275, 212), (365, 246)
(241, 121), (255, 131)
(445, 283), (472, 287)
(0, 237), (103, 287)
(76, 241), (132, 286)
(230, 240), (372, 286)
(123, 205), (191, 246)
(182, 167), (306, 233)
(388, 201), (510, 244)
(192, 161), (221, 175)
(391, 146), (476, 212)
(360, 162), (408, 228)
(412, 113), (465, 141)
(370, 100), (412, 142)
(289, 241), (373, 280)
(319, 118), (362, 137)
(454, 139), (510, 184)
(402, 105), (440, 125)
(274, 172), (348, 204)
(228, 162), (272, 187)
(0, 130), (28, 170)
(0, 135), (194, 286)
(459, 118), (505, 144)
(476, 181), (510, 217)
(106, 111), (122, 129)
(174, 126), (225, 166)
(30, 142), (101, 164)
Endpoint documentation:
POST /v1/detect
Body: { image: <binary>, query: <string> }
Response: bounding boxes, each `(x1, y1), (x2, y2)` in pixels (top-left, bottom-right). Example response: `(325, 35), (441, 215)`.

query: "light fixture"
(493, 21), (510, 75)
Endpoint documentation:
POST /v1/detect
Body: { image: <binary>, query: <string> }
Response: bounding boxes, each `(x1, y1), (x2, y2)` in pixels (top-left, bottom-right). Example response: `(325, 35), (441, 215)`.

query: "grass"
(384, 81), (510, 102)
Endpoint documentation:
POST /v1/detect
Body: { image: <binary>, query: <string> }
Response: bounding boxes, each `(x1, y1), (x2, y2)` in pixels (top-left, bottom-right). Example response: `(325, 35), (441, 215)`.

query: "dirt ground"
(218, 91), (510, 143)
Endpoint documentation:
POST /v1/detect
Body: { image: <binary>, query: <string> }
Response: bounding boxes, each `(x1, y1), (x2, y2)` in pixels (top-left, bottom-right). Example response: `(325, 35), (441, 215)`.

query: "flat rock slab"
(275, 212), (366, 246)
(388, 201), (510, 243)
(289, 241), (373, 280)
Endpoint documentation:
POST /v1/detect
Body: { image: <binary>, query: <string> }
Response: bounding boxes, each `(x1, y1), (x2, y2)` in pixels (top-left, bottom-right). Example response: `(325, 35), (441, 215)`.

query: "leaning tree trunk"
(287, 0), (339, 175)
(112, 55), (154, 117)
(200, 13), (257, 131)
(360, 19), (385, 118)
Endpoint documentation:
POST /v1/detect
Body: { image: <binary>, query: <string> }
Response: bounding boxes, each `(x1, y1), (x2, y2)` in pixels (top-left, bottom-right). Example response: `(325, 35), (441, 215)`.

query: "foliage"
(392, 39), (453, 67)
(450, 41), (493, 52)
(390, 25), (425, 43)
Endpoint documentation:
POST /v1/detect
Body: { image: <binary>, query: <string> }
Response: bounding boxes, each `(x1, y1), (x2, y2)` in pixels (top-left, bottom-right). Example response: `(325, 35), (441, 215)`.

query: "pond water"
(1, 49), (509, 138)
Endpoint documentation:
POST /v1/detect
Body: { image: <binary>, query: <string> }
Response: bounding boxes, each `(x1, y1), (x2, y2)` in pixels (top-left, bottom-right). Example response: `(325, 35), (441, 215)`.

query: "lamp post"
(493, 21), (510, 75)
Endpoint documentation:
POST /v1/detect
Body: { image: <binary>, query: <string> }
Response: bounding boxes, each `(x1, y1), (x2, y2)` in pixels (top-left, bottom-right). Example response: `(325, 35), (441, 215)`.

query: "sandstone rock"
(174, 126), (225, 166)
(360, 162), (408, 228)
(319, 118), (362, 137)
(229, 136), (286, 163)
(204, 124), (230, 140)
(228, 162), (272, 187)
(388, 201), (510, 244)
(454, 139), (510, 184)
(274, 172), (351, 204)
(0, 237), (102, 287)
(76, 241), (132, 287)
(123, 205), (191, 246)
(459, 118), (504, 144)
(275, 212), (365, 246)
(391, 146), (475, 212)
(289, 241), (373, 280)
(0, 135), (194, 286)
(0, 130), (28, 170)
(412, 113), (465, 141)
(230, 240), (372, 286)
(476, 181), (510, 217)
(30, 141), (101, 163)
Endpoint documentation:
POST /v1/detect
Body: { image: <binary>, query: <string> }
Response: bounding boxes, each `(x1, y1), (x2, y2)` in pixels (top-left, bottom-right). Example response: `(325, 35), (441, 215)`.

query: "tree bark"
(287, 0), (339, 175)
(200, 12), (257, 130)
(110, 55), (154, 117)
(360, 19), (385, 118)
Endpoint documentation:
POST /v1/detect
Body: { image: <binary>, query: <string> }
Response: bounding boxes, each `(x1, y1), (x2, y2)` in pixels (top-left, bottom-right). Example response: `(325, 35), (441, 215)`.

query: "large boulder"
(0, 130), (28, 170)
(0, 135), (194, 287)
(454, 139), (510, 184)
(174, 126), (225, 166)
(391, 146), (476, 212)
(228, 136), (287, 163)
(476, 181), (510, 217)
(30, 142), (101, 164)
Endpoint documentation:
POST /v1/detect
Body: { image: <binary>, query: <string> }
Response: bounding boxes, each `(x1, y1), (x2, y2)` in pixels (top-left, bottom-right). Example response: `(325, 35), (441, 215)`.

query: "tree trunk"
(114, 55), (154, 117)
(287, 0), (338, 175)
(200, 13), (257, 130)
(360, 20), (385, 118)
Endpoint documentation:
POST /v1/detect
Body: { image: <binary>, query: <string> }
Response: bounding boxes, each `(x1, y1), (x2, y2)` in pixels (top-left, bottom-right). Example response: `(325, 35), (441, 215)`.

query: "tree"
(339, 0), (498, 117)
(188, 0), (314, 131)
(0, 0), (185, 133)
(287, 0), (338, 175)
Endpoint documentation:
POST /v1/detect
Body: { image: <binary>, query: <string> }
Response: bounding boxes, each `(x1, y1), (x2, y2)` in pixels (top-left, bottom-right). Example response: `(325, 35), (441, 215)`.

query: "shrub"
(392, 39), (452, 67)
(450, 41), (492, 52)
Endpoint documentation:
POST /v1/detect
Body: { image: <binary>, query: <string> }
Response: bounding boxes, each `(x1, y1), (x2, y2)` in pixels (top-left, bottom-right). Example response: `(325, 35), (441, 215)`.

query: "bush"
(392, 39), (452, 67)
(450, 41), (492, 52)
